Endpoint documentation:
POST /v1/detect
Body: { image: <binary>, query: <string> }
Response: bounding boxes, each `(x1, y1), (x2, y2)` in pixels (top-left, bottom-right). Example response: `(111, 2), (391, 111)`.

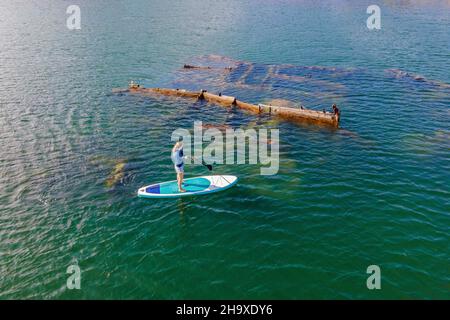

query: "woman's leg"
(179, 172), (186, 192)
(177, 172), (186, 192)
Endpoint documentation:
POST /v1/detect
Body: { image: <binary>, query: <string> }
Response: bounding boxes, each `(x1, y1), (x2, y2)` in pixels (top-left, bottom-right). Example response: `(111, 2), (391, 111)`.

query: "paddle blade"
(202, 160), (212, 171)
(201, 160), (213, 171)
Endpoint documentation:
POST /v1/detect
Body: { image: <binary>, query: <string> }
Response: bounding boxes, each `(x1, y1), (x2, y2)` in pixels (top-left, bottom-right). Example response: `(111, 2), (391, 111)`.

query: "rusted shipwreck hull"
(114, 86), (340, 127)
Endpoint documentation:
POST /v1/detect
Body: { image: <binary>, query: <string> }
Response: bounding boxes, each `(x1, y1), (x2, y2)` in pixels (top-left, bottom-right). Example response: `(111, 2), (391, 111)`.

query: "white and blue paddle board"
(137, 175), (238, 198)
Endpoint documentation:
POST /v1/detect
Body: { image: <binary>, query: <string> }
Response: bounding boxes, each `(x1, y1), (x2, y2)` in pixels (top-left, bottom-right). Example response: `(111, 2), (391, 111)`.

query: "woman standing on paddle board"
(172, 141), (187, 193)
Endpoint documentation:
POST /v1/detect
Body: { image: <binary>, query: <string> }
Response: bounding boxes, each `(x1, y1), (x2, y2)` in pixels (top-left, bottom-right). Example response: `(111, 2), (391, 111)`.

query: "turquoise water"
(0, 0), (449, 299)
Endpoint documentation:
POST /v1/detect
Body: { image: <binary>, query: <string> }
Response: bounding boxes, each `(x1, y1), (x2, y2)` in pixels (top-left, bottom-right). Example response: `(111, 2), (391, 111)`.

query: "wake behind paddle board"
(137, 175), (238, 198)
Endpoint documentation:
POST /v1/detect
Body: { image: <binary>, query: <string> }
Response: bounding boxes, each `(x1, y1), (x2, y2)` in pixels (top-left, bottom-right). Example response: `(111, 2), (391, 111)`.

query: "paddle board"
(137, 175), (238, 198)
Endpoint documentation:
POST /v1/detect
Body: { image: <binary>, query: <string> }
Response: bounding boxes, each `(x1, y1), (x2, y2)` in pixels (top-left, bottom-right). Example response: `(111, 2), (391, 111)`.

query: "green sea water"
(0, 0), (449, 299)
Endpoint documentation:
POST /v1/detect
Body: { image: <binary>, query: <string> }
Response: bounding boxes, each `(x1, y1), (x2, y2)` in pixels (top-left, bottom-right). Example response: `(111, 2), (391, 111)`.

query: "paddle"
(189, 156), (212, 171)
(202, 161), (213, 171)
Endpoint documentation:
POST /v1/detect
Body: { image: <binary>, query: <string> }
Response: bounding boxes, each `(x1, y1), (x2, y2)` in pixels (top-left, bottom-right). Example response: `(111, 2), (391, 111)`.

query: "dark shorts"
(174, 164), (184, 173)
